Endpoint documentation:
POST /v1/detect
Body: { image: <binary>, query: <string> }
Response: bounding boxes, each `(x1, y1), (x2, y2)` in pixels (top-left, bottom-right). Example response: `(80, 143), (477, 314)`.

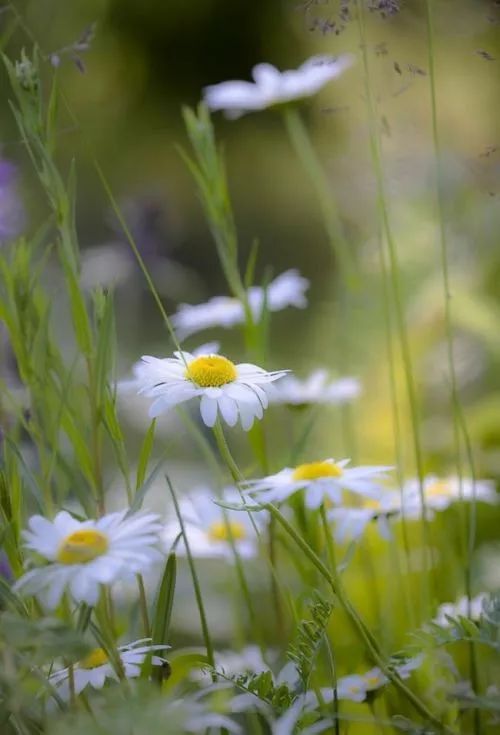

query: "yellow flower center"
(57, 529), (109, 565)
(292, 461), (343, 482)
(349, 684), (361, 693)
(365, 675), (383, 687)
(207, 520), (247, 543)
(79, 648), (109, 670)
(426, 480), (452, 498)
(363, 499), (381, 510)
(185, 355), (237, 388)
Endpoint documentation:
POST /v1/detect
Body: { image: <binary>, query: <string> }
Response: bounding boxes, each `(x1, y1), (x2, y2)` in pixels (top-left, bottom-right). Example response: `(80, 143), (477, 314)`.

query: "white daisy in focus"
(244, 459), (392, 509)
(402, 475), (497, 515)
(15, 510), (163, 608)
(132, 349), (287, 430)
(268, 369), (361, 407)
(49, 639), (169, 700)
(203, 55), (354, 119)
(171, 269), (309, 339)
(163, 487), (263, 560)
(328, 493), (402, 542)
(433, 594), (487, 627)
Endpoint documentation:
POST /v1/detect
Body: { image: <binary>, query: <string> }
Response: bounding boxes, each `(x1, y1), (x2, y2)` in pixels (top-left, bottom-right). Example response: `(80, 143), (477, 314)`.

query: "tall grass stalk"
(355, 0), (433, 609)
(425, 4), (480, 724)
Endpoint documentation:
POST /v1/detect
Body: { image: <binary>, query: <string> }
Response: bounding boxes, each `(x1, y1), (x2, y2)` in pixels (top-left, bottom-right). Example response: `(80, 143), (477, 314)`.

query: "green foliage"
(287, 592), (334, 686)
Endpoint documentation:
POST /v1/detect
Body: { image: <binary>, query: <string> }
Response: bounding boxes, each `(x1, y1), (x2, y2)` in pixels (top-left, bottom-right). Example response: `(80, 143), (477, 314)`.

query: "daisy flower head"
(163, 487), (263, 560)
(268, 369), (362, 408)
(15, 510), (163, 608)
(328, 492), (402, 542)
(49, 639), (169, 701)
(171, 269), (309, 340)
(133, 348), (287, 430)
(203, 55), (355, 119)
(402, 475), (497, 515)
(244, 458), (392, 510)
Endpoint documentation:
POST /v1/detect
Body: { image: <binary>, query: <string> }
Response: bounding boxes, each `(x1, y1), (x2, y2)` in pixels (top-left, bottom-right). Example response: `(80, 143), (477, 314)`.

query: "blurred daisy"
(433, 594), (487, 627)
(269, 369), (361, 407)
(49, 639), (169, 700)
(172, 269), (309, 339)
(133, 349), (287, 430)
(163, 487), (263, 559)
(204, 55), (354, 118)
(0, 159), (25, 244)
(402, 475), (496, 514)
(244, 459), (392, 509)
(328, 493), (402, 541)
(15, 510), (163, 608)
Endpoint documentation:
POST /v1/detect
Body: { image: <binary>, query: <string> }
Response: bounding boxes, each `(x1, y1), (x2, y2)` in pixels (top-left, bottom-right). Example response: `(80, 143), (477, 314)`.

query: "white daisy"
(163, 487), (263, 560)
(244, 459), (392, 509)
(133, 349), (287, 430)
(268, 369), (361, 407)
(433, 594), (487, 627)
(328, 492), (402, 542)
(402, 475), (497, 515)
(49, 639), (169, 700)
(171, 269), (309, 339)
(203, 55), (354, 119)
(15, 510), (163, 608)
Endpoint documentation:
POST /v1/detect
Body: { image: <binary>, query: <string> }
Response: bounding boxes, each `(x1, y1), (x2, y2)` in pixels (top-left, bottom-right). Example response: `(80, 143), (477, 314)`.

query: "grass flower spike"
(172, 269), (308, 339)
(134, 349), (287, 430)
(244, 458), (392, 509)
(203, 55), (354, 118)
(49, 639), (169, 700)
(163, 488), (262, 559)
(15, 510), (163, 608)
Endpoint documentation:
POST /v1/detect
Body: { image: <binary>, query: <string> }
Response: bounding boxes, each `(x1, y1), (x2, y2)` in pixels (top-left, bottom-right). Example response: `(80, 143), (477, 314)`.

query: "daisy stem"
(136, 574), (151, 639)
(266, 503), (453, 733)
(166, 475), (215, 672)
(355, 0), (434, 610)
(212, 420), (245, 484)
(282, 106), (357, 290)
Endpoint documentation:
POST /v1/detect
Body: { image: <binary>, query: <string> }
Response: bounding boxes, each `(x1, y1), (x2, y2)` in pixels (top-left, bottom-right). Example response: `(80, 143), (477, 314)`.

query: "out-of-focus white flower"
(268, 370), (361, 407)
(132, 348), (287, 430)
(49, 639), (168, 700)
(15, 510), (163, 608)
(328, 491), (403, 541)
(244, 459), (392, 509)
(204, 55), (354, 118)
(169, 692), (242, 734)
(163, 487), (263, 560)
(171, 269), (309, 339)
(402, 475), (497, 515)
(433, 594), (487, 627)
(306, 658), (421, 707)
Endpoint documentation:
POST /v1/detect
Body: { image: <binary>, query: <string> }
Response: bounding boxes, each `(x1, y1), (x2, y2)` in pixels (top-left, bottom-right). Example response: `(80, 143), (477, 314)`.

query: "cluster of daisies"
(8, 53), (498, 730)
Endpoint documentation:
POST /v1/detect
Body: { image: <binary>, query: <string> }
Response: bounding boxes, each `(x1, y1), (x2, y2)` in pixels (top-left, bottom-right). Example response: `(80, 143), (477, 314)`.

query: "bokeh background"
(2, 0), (500, 664)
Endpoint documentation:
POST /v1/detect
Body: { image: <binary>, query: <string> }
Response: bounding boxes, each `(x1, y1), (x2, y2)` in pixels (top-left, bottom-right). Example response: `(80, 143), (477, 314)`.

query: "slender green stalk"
(355, 1), (434, 608)
(136, 574), (151, 638)
(267, 503), (452, 733)
(282, 106), (357, 288)
(167, 476), (215, 670)
(425, 5), (479, 724)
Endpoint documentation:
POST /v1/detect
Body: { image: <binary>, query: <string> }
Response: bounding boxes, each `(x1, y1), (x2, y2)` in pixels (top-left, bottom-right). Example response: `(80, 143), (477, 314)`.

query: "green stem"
(136, 574), (151, 639)
(355, 0), (434, 606)
(282, 106), (357, 289)
(267, 503), (453, 733)
(167, 476), (215, 670)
